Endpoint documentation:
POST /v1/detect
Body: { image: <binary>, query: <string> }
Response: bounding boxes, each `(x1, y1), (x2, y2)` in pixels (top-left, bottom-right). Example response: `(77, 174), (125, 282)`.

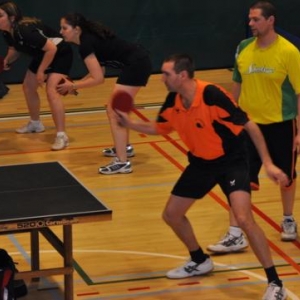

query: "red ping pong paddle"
(58, 77), (78, 96)
(111, 91), (134, 113)
(58, 78), (68, 96)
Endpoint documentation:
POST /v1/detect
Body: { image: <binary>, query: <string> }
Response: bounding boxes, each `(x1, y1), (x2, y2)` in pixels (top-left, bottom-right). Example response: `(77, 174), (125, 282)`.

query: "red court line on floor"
(0, 138), (181, 157)
(228, 277), (249, 281)
(133, 108), (188, 154)
(128, 286), (150, 291)
(77, 292), (100, 296)
(145, 138), (300, 275)
(267, 240), (300, 273)
(251, 205), (300, 250)
(279, 272), (299, 276)
(3, 108), (299, 275)
(150, 142), (185, 171)
(178, 281), (200, 286)
(132, 109), (300, 271)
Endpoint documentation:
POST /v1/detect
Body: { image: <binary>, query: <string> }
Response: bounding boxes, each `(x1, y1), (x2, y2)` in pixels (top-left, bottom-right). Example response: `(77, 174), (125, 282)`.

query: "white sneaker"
(16, 121), (45, 133)
(99, 158), (132, 175)
(51, 135), (69, 151)
(281, 219), (297, 241)
(166, 257), (213, 279)
(262, 282), (287, 300)
(3, 288), (8, 300)
(207, 232), (248, 253)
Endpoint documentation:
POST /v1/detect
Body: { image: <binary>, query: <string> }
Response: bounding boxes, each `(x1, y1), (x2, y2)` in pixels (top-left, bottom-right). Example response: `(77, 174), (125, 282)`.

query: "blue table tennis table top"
(0, 161), (112, 230)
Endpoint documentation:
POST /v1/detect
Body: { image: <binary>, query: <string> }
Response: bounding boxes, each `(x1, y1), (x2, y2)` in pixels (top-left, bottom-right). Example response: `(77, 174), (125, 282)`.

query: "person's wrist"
(72, 83), (77, 90)
(71, 82), (79, 95)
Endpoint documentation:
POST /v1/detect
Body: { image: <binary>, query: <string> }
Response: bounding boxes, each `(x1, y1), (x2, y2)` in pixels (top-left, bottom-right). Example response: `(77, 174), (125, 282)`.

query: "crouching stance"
(116, 54), (288, 300)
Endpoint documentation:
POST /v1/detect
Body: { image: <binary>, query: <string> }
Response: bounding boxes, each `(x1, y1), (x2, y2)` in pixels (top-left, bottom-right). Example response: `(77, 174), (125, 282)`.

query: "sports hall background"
(0, 0), (300, 83)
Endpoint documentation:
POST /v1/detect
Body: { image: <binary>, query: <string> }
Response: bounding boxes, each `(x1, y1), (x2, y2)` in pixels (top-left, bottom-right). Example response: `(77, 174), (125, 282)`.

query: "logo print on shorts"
(230, 179), (236, 186)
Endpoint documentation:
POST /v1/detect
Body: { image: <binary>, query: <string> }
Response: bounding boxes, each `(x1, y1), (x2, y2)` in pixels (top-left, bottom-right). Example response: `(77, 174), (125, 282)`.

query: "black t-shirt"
(2, 21), (64, 57)
(79, 32), (148, 69)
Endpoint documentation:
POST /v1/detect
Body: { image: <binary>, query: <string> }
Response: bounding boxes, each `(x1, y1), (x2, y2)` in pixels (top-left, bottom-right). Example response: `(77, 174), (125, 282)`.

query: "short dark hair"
(163, 53), (195, 78)
(250, 1), (276, 19)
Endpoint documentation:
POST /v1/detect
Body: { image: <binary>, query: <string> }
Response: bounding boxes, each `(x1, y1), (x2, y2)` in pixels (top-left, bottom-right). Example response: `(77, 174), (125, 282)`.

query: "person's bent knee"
(162, 209), (177, 227)
(46, 87), (61, 102)
(23, 80), (37, 93)
(162, 209), (170, 224)
(235, 215), (255, 232)
(23, 71), (38, 90)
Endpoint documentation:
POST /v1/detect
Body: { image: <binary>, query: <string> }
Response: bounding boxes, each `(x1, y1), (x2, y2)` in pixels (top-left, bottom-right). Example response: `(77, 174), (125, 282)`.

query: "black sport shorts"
(246, 119), (297, 188)
(28, 42), (73, 75)
(117, 55), (152, 86)
(172, 152), (251, 200)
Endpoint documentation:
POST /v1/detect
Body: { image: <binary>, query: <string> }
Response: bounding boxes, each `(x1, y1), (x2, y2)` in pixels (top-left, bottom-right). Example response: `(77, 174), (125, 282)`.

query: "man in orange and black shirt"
(116, 54), (288, 300)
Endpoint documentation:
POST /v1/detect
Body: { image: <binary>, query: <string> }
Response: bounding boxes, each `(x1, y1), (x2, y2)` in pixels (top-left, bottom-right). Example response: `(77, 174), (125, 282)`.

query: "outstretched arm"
(116, 110), (158, 135)
(4, 47), (20, 70)
(37, 39), (58, 85)
(293, 94), (300, 153)
(79, 53), (105, 87)
(232, 81), (241, 103)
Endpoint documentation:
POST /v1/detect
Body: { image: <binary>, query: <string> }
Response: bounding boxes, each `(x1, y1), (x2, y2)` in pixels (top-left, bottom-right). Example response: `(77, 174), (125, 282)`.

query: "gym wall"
(0, 0), (299, 83)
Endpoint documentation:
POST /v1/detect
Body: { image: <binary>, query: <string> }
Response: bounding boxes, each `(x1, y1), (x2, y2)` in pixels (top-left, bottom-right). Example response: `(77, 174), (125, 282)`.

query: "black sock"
(265, 266), (282, 287)
(189, 248), (208, 264)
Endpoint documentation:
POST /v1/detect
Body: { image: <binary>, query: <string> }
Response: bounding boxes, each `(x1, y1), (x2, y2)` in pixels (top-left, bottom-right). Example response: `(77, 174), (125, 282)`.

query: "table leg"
(63, 225), (73, 300)
(30, 229), (40, 282)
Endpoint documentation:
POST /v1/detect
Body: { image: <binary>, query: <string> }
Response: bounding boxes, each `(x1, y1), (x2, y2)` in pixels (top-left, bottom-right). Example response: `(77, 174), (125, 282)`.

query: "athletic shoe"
(262, 282), (287, 300)
(166, 257), (213, 279)
(102, 144), (135, 158)
(16, 121), (45, 134)
(99, 158), (132, 175)
(207, 232), (248, 253)
(281, 219), (297, 241)
(51, 134), (69, 151)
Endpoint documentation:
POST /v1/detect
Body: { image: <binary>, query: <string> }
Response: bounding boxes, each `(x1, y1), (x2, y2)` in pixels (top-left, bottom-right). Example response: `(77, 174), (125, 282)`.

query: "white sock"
(57, 131), (66, 137)
(30, 119), (41, 124)
(229, 226), (242, 237)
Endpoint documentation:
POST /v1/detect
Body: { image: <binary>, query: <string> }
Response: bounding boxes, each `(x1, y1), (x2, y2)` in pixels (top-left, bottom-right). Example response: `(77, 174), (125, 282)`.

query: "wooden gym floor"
(0, 69), (299, 299)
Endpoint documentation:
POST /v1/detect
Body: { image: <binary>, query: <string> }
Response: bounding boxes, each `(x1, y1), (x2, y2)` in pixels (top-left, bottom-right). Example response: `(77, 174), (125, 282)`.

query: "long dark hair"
(0, 1), (39, 25)
(0, 1), (22, 22)
(62, 13), (115, 39)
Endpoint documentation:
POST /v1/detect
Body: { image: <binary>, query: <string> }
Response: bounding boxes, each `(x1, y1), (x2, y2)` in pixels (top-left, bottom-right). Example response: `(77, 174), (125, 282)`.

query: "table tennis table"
(0, 161), (112, 300)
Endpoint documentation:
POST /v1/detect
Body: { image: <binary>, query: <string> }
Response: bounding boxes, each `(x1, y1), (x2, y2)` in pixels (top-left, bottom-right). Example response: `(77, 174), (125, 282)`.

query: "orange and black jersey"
(155, 80), (249, 160)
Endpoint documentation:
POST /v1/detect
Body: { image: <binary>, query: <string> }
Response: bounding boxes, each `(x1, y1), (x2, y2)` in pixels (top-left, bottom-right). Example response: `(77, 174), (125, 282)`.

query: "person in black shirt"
(58, 13), (152, 174)
(0, 1), (73, 150)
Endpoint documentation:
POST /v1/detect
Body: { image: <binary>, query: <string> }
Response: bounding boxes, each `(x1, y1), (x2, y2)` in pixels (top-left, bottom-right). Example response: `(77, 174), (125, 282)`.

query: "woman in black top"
(58, 13), (152, 175)
(0, 1), (73, 150)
